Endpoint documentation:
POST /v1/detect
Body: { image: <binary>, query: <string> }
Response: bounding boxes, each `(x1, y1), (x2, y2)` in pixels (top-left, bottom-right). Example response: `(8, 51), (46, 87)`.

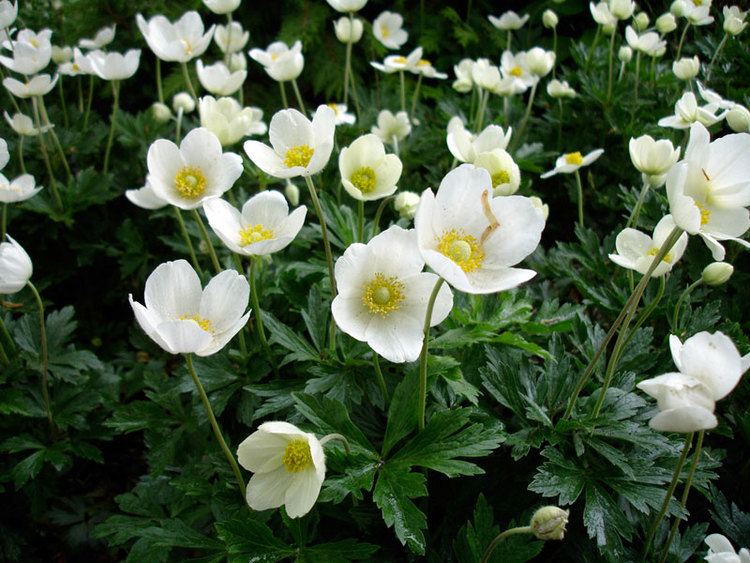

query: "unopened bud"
(656, 13), (677, 34)
(619, 46), (633, 63)
(151, 102), (172, 123)
(726, 106), (750, 133)
(701, 262), (733, 286)
(671, 0), (687, 17)
(284, 180), (300, 206)
(394, 191), (420, 220)
(173, 92), (195, 114)
(543, 10), (559, 29)
(530, 506), (569, 541)
(633, 12), (650, 31)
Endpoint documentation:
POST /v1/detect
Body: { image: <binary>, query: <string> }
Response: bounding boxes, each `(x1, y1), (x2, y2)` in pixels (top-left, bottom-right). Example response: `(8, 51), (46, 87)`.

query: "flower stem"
(643, 432), (694, 559)
(370, 196), (392, 238)
(373, 353), (388, 404)
(0, 340), (8, 366)
(155, 57), (164, 104)
(671, 279), (702, 331)
(0, 313), (15, 355)
(343, 12), (353, 106)
(357, 199), (364, 242)
(76, 76), (83, 112)
(627, 178), (650, 230)
(474, 88), (489, 133)
(481, 526), (533, 563)
(552, 29), (558, 79)
(634, 51), (641, 102)
(57, 76), (69, 128)
(18, 135), (26, 173)
(181, 62), (199, 102)
(574, 170), (585, 227)
(675, 23), (690, 60)
(83, 75), (94, 130)
(191, 208), (222, 274)
(279, 81), (289, 108)
(585, 26), (602, 72)
(1, 203), (6, 240)
(102, 81), (120, 175)
(706, 33), (728, 83)
(399, 70), (406, 114)
(417, 277), (445, 431)
(513, 82), (538, 149)
(185, 354), (246, 499)
(250, 257), (277, 375)
(27, 281), (54, 431)
(31, 97), (63, 211)
(39, 95), (72, 181)
(175, 107), (184, 143)
(410, 74), (423, 118)
(606, 25), (618, 102)
(173, 207), (203, 276)
(291, 79), (306, 114)
(319, 433), (351, 453)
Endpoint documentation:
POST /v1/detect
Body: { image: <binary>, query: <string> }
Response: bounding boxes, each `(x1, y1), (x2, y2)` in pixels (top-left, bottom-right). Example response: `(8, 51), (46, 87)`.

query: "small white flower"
(196, 60), (246, 96)
(325, 102), (356, 126)
(204, 191), (307, 256)
(704, 533), (750, 563)
(0, 0), (18, 29)
(51, 45), (72, 64)
(203, 0), (241, 15)
(371, 47), (422, 74)
(656, 13), (678, 33)
(339, 134), (402, 201)
(547, 79), (577, 98)
(673, 56), (700, 80)
(332, 225), (453, 363)
(249, 40), (304, 82)
(394, 191), (420, 219)
(3, 73), (58, 98)
(244, 105), (335, 179)
(130, 260), (250, 356)
(0, 28), (52, 75)
(237, 421), (326, 519)
(325, 0), (367, 13)
(125, 181), (168, 210)
(543, 10), (559, 29)
(452, 58), (474, 93)
(609, 215), (689, 276)
(4, 111), (51, 136)
(540, 149), (604, 178)
(522, 47), (555, 77)
(413, 58), (447, 80)
(333, 16), (363, 44)
(0, 235), (32, 294)
(199, 96), (266, 146)
(173, 92), (196, 114)
(0, 173), (43, 203)
(88, 49), (140, 81)
(473, 149), (521, 197)
(79, 25), (116, 50)
(214, 21), (249, 54)
(146, 127), (243, 210)
(633, 12), (650, 31)
(590, 1), (617, 28)
(685, 3), (714, 26)
(371, 110), (411, 145)
(658, 92), (725, 130)
(228, 52), (246, 72)
(446, 117), (512, 164)
(609, 0), (635, 20)
(472, 58), (503, 92)
(136, 12), (215, 63)
(58, 47), (93, 76)
(373, 11), (408, 49)
(629, 134), (680, 187)
(500, 50), (535, 90)
(618, 46), (633, 62)
(625, 26), (666, 57)
(723, 6), (748, 36)
(488, 10), (529, 30)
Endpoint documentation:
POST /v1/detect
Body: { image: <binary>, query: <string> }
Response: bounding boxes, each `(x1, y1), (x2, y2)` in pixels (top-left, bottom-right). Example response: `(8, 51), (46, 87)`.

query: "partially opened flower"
(248, 40), (304, 82)
(373, 11), (408, 49)
(333, 17), (363, 44)
(723, 6), (748, 35)
(637, 373), (717, 432)
(203, 0), (241, 15)
(609, 215), (689, 276)
(656, 12), (677, 33)
(471, 58), (503, 92)
(625, 26), (666, 57)
(394, 191), (420, 219)
(0, 235), (32, 294)
(0, 0), (17, 29)
(658, 92), (725, 130)
(521, 47), (555, 78)
(547, 79), (576, 98)
(3, 73), (58, 98)
(0, 137), (7, 169)
(413, 58), (447, 79)
(673, 56), (700, 80)
(371, 47), (422, 74)
(339, 134), (402, 201)
(125, 181), (168, 210)
(609, 0), (636, 20)
(684, 2), (713, 25)
(726, 105), (750, 133)
(326, 102), (356, 126)
(203, 191), (307, 256)
(499, 51), (535, 90)
(59, 48), (93, 76)
(214, 21), (249, 54)
(371, 110), (411, 146)
(452, 58), (474, 93)
(0, 29), (52, 75)
(590, 1), (617, 29)
(243, 105), (335, 179)
(332, 225), (453, 363)
(146, 127), (243, 210)
(415, 164), (545, 294)
(136, 12), (214, 63)
(0, 173), (43, 203)
(79, 25), (116, 50)
(88, 49), (141, 80)
(129, 259), (250, 356)
(4, 111), (51, 136)
(704, 534), (750, 563)
(629, 134), (680, 187)
(326, 0), (367, 12)
(446, 117), (512, 164)
(196, 60), (246, 96)
(488, 10), (529, 30)
(473, 149), (521, 197)
(237, 421), (325, 519)
(199, 96), (266, 146)
(540, 149), (604, 178)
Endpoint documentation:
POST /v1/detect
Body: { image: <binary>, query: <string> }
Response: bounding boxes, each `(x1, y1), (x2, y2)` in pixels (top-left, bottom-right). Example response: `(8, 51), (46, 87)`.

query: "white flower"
(609, 215), (689, 276)
(500, 51), (534, 90)
(415, 164), (544, 294)
(547, 79), (576, 98)
(658, 92), (724, 130)
(3, 73), (58, 98)
(59, 47), (93, 76)
(79, 25), (116, 50)
(522, 47), (555, 77)
(666, 122), (750, 260)
(633, 12), (650, 30)
(673, 56), (700, 80)
(685, 3), (714, 26)
(244, 105), (335, 179)
(413, 58), (447, 80)
(488, 11), (529, 30)
(203, 0), (241, 15)
(540, 149), (604, 178)
(147, 127), (243, 210)
(543, 10), (559, 28)
(88, 49), (140, 80)
(705, 533), (750, 563)
(333, 16), (363, 44)
(726, 105), (750, 133)
(51, 45), (72, 64)
(214, 21), (249, 54)
(0, 29), (52, 75)
(237, 421), (326, 519)
(701, 262), (734, 286)
(452, 58), (474, 93)
(196, 60), (246, 96)
(474, 149), (521, 197)
(723, 6), (748, 36)
(0, 173), (43, 203)
(249, 40), (304, 82)
(284, 180), (299, 206)
(228, 52), (246, 72)
(656, 13), (678, 33)
(326, 0), (367, 13)
(136, 12), (214, 63)
(4, 111), (51, 136)
(373, 11), (408, 49)
(590, 2), (617, 28)
(125, 181), (168, 210)
(671, 0), (688, 17)
(446, 117), (512, 164)
(199, 96), (266, 146)
(0, 0), (18, 29)
(618, 45), (633, 62)
(130, 260), (250, 356)
(339, 134), (402, 201)
(151, 103), (172, 123)
(394, 191), (420, 219)
(637, 372), (717, 432)
(371, 110), (411, 145)
(204, 191), (307, 256)
(325, 102), (356, 126)
(371, 47), (422, 74)
(0, 235), (32, 294)
(609, 0), (635, 20)
(697, 81), (735, 111)
(332, 225), (453, 363)
(625, 26), (666, 57)
(0, 137), (6, 170)
(472, 58), (503, 92)
(173, 92), (196, 114)
(629, 134), (680, 187)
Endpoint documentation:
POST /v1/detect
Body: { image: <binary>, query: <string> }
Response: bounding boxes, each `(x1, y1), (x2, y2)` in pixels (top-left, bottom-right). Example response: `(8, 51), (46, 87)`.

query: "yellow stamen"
(647, 247), (672, 263)
(174, 167), (207, 199)
(282, 439), (313, 473)
(392, 56), (408, 65)
(695, 201), (711, 226)
(564, 151), (584, 165)
(510, 65), (523, 77)
(284, 145), (314, 168)
(72, 63), (80, 71)
(350, 166), (377, 194)
(271, 53), (279, 61)
(491, 170), (510, 187)
(180, 39), (193, 55)
(380, 24), (391, 38)
(437, 229), (485, 272)
(327, 102), (340, 114)
(417, 59), (431, 67)
(362, 273), (405, 316)
(30, 38), (39, 48)
(179, 314), (212, 332)
(239, 224), (274, 246)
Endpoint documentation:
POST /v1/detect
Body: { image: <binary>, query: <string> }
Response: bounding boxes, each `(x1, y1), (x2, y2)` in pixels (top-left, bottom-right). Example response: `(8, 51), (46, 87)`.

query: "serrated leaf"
(372, 461), (427, 555)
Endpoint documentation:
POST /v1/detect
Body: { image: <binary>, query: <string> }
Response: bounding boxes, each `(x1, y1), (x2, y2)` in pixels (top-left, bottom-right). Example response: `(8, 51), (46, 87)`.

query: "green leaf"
(372, 461), (427, 555)
(319, 461), (378, 504)
(298, 539), (378, 562)
(215, 518), (294, 561)
(381, 364), (420, 457)
(262, 312), (319, 364)
(292, 393), (375, 453)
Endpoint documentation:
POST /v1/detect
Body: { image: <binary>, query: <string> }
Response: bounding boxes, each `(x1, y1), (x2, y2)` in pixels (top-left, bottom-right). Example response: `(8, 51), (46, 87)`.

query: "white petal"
(200, 269), (249, 332)
(246, 466), (295, 511)
(144, 260), (202, 319)
(679, 331), (744, 400)
(236, 428), (287, 473)
(284, 469), (324, 518)
(156, 319), (213, 354)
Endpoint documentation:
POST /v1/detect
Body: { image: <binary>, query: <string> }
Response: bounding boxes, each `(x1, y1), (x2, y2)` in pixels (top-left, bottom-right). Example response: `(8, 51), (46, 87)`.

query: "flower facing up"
(522, 47), (555, 78)
(373, 11), (408, 49)
(203, 0), (241, 15)
(59, 47), (93, 76)
(540, 149), (604, 178)
(339, 134), (402, 201)
(488, 10), (529, 30)
(326, 103), (356, 126)
(416, 164), (544, 294)
(371, 110), (411, 145)
(129, 259), (250, 356)
(723, 6), (748, 36)
(147, 127), (243, 210)
(249, 40), (304, 82)
(371, 47), (422, 74)
(214, 21), (249, 54)
(704, 534), (750, 563)
(0, 29), (52, 75)
(452, 58), (474, 93)
(499, 51), (535, 90)
(333, 17), (363, 44)
(547, 79), (576, 99)
(199, 96), (266, 146)
(666, 123), (750, 260)
(326, 0), (367, 13)
(684, 2), (714, 26)
(658, 92), (725, 130)
(637, 331), (749, 432)
(196, 60), (246, 96)
(136, 12), (214, 63)
(673, 56), (700, 80)
(204, 191), (306, 256)
(237, 421), (326, 519)
(88, 49), (141, 80)
(609, 215), (689, 276)
(656, 12), (678, 33)
(629, 134), (680, 187)
(125, 180), (168, 210)
(473, 149), (521, 197)
(413, 58), (447, 80)
(79, 25), (116, 50)
(0, 235), (32, 294)
(332, 225), (453, 363)
(244, 105), (335, 179)
(3, 73), (58, 98)
(446, 116), (512, 164)
(0, 173), (43, 203)
(625, 26), (666, 57)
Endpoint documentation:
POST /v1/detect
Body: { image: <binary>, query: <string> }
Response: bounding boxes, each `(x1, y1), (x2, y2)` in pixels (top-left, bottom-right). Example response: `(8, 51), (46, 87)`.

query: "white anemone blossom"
(136, 12), (214, 63)
(0, 235), (33, 294)
(371, 110), (411, 146)
(704, 534), (750, 563)
(199, 96), (266, 146)
(540, 149), (604, 178)
(129, 259), (250, 357)
(0, 173), (43, 203)
(338, 134), (402, 201)
(196, 60), (246, 96)
(608, 215), (689, 276)
(446, 116), (512, 164)
(373, 11), (408, 49)
(248, 40), (304, 82)
(125, 180), (167, 210)
(658, 92), (725, 130)
(331, 225), (453, 363)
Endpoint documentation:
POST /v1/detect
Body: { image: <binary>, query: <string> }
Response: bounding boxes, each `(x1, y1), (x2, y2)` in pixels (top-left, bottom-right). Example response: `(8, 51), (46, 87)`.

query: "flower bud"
(724, 15), (747, 36)
(284, 180), (300, 206)
(543, 9), (558, 29)
(203, 0), (241, 15)
(173, 92), (195, 114)
(602, 21), (616, 35)
(229, 52), (247, 72)
(151, 102), (172, 123)
(618, 46), (633, 62)
(701, 262), (734, 286)
(672, 56), (700, 80)
(633, 12), (650, 31)
(51, 45), (72, 64)
(394, 191), (420, 220)
(530, 506), (569, 541)
(0, 235), (33, 294)
(656, 13), (677, 33)
(334, 16), (364, 43)
(726, 105), (750, 132)
(524, 47), (555, 77)
(671, 0), (687, 17)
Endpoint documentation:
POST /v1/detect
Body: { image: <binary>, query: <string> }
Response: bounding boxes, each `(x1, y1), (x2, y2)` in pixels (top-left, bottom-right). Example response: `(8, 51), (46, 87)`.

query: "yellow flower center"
(491, 170), (510, 187)
(362, 273), (405, 316)
(380, 24), (391, 38)
(510, 65), (523, 77)
(282, 439), (313, 473)
(239, 224), (274, 246)
(437, 229), (485, 272)
(646, 247), (673, 263)
(30, 38), (39, 48)
(72, 63), (80, 71)
(179, 314), (212, 332)
(695, 201), (711, 226)
(180, 39), (193, 55)
(351, 166), (377, 194)
(417, 59), (431, 67)
(392, 56), (408, 65)
(284, 145), (314, 168)
(174, 167), (207, 199)
(692, 0), (703, 5)
(564, 151), (584, 165)
(326, 102), (340, 115)
(271, 52), (279, 61)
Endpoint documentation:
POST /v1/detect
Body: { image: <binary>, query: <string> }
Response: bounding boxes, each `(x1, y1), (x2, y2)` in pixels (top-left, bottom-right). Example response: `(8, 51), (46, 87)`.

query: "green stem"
(18, 135), (25, 173)
(27, 281), (53, 430)
(506, 30), (512, 52)
(370, 196), (392, 238)
(675, 23), (690, 60)
(31, 97), (63, 211)
(634, 51), (641, 102)
(230, 255), (249, 357)
(606, 25), (618, 102)
(102, 81), (120, 175)
(185, 354), (246, 499)
(0, 339), (8, 366)
(76, 76), (83, 112)
(481, 526), (533, 563)
(173, 207), (203, 276)
(672, 279), (702, 331)
(0, 313), (15, 354)
(39, 95), (72, 180)
(279, 81), (289, 108)
(585, 26), (602, 72)
(373, 353), (388, 404)
(357, 199), (364, 242)
(249, 257), (277, 375)
(0, 65), (22, 114)
(513, 82), (538, 149)
(474, 88), (489, 133)
(191, 209), (222, 274)
(347, 63), (362, 119)
(399, 70), (406, 114)
(223, 13), (233, 66)
(57, 76), (69, 128)
(706, 33), (728, 83)
(1, 203), (6, 240)
(83, 74), (94, 130)
(343, 12), (353, 106)
(417, 278), (445, 431)
(155, 58), (164, 104)
(410, 74), (423, 118)
(627, 178), (649, 229)
(574, 170), (585, 228)
(181, 62), (199, 102)
(643, 432), (694, 559)
(291, 79), (306, 114)
(175, 108), (184, 143)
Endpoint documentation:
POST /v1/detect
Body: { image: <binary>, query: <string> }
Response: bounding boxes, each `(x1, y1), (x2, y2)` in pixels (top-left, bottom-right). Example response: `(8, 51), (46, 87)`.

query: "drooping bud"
(151, 102), (172, 123)
(701, 262), (734, 286)
(543, 9), (558, 29)
(530, 506), (569, 541)
(173, 92), (195, 114)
